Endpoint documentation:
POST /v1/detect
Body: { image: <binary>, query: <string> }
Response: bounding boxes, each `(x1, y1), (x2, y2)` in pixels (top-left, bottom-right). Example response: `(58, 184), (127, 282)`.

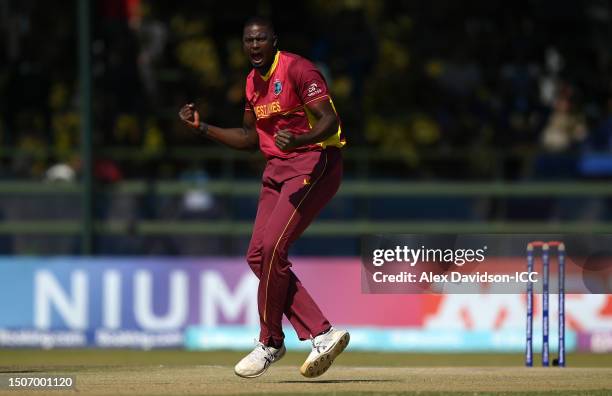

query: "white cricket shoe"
(234, 342), (286, 378)
(300, 327), (350, 378)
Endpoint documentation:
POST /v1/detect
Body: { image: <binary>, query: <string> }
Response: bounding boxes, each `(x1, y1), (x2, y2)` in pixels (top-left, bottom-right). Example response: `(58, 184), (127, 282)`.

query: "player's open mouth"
(250, 53), (264, 66)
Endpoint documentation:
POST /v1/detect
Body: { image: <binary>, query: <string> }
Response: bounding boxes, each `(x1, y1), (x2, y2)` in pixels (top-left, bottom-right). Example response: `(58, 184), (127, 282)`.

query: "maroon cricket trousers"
(246, 147), (342, 346)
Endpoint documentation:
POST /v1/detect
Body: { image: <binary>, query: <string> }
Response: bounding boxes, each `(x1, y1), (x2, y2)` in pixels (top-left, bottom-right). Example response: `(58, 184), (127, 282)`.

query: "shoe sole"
(234, 347), (286, 379)
(300, 331), (350, 378)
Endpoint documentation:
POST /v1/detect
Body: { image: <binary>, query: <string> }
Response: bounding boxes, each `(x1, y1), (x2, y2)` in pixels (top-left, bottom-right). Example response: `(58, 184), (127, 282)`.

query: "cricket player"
(179, 16), (349, 378)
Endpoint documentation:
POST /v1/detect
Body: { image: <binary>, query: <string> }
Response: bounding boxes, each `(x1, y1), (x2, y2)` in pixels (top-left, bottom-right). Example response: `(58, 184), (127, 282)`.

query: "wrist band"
(198, 122), (209, 135)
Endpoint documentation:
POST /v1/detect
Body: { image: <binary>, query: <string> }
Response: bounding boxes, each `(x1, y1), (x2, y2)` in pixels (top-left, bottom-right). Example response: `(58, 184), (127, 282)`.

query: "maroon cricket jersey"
(244, 51), (345, 159)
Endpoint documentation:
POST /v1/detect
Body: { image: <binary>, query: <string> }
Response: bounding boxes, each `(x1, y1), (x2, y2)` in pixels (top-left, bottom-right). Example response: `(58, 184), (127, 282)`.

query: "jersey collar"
(260, 51), (280, 81)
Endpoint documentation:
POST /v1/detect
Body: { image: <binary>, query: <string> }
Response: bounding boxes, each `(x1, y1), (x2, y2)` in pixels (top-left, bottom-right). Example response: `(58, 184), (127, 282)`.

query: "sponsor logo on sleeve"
(307, 82), (322, 97)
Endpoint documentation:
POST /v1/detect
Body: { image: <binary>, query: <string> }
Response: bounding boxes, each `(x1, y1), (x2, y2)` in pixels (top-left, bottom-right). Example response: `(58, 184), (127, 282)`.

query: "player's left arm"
(274, 99), (338, 152)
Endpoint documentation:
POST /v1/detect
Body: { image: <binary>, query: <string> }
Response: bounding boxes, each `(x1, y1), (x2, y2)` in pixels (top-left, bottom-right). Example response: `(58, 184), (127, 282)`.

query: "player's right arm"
(179, 103), (258, 151)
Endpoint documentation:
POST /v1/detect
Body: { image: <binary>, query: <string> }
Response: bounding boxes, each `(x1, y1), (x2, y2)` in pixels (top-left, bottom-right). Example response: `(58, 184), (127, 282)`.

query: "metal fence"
(2, 180), (612, 237)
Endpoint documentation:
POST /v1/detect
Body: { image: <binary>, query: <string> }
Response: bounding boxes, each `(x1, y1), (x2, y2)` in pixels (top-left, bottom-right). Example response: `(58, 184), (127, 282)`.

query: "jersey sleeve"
(244, 74), (254, 111)
(292, 58), (330, 105)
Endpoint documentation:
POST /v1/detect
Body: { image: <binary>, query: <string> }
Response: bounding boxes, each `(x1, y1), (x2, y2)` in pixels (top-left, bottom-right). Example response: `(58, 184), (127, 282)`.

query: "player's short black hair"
(243, 16), (275, 35)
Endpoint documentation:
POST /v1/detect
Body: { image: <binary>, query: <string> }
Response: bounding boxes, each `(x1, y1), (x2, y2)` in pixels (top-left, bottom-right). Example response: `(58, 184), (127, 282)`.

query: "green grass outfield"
(0, 350), (611, 395)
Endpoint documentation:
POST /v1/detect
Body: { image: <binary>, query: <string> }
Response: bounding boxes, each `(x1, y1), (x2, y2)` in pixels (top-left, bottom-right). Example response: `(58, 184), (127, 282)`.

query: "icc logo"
(273, 80), (282, 96)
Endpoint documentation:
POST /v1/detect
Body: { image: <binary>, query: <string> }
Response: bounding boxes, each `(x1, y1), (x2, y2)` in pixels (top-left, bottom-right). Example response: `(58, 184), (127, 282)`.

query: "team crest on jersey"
(273, 79), (282, 96)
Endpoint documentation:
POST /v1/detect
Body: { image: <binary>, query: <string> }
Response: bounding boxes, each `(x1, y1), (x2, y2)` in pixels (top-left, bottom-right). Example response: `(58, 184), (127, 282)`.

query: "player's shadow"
(278, 379), (395, 384)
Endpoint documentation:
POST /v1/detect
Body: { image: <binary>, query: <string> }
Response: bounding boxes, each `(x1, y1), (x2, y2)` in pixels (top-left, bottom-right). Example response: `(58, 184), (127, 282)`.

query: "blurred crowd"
(1, 0), (612, 181)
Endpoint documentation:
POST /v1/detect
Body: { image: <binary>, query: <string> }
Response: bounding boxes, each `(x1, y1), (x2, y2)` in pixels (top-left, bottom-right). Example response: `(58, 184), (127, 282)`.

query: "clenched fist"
(274, 130), (299, 152)
(178, 103), (201, 130)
